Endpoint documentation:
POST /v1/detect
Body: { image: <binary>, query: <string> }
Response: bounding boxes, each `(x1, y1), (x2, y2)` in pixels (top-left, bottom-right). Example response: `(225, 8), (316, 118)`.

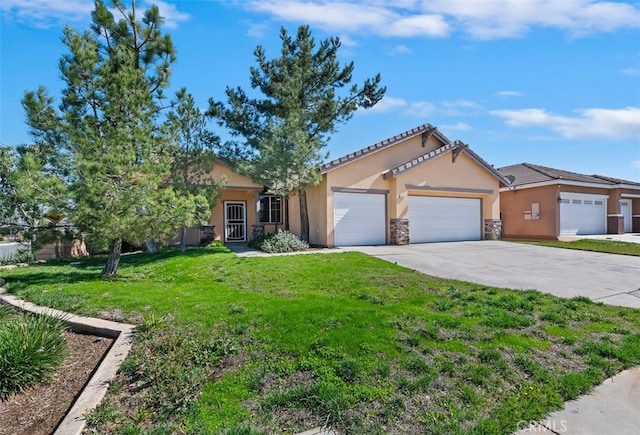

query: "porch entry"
(224, 201), (246, 242)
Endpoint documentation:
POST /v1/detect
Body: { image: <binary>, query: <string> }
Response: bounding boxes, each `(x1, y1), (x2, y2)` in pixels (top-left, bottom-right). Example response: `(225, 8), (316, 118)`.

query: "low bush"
(0, 307), (67, 400)
(249, 230), (309, 253)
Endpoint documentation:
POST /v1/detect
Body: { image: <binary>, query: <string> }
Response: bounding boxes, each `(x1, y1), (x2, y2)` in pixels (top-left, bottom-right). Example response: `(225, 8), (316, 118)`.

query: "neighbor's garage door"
(409, 196), (481, 243)
(559, 193), (606, 235)
(334, 192), (386, 246)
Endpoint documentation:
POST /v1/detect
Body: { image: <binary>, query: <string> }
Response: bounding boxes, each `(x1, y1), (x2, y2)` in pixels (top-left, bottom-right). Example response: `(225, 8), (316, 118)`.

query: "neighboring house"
(498, 163), (640, 240)
(202, 123), (508, 247)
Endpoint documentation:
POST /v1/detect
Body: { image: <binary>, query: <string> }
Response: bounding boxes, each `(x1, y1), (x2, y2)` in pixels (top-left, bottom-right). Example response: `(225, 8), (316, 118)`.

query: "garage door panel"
(559, 193), (606, 235)
(409, 196), (481, 243)
(334, 192), (386, 246)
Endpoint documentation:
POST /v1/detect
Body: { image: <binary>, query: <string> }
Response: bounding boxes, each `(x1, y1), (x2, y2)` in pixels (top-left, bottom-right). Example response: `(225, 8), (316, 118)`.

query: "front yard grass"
(522, 239), (640, 256)
(1, 248), (639, 434)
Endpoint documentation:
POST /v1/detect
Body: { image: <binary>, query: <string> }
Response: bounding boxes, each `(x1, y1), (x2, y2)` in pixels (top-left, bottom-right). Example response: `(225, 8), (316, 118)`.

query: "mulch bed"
(0, 330), (113, 435)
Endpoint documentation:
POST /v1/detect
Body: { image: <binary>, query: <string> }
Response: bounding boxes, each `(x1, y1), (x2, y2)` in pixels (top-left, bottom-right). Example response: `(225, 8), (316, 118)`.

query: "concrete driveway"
(343, 241), (640, 308)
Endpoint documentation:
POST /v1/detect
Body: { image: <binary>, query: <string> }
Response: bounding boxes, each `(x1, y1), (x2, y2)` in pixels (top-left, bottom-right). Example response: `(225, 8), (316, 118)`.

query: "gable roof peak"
(321, 122), (450, 173)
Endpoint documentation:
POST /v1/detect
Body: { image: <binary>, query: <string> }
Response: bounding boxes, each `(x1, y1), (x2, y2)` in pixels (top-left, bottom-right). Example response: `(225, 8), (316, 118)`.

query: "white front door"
(559, 193), (607, 235)
(620, 200), (632, 233)
(408, 196), (481, 243)
(333, 192), (386, 246)
(224, 201), (246, 242)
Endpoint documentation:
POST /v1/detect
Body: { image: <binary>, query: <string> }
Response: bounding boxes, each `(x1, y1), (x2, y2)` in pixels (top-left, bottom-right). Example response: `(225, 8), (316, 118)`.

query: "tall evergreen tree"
(166, 89), (226, 252)
(211, 25), (385, 241)
(22, 0), (210, 276)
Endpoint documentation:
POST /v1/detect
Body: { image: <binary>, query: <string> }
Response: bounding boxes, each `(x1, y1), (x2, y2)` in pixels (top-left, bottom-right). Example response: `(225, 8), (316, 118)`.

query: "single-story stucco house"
(498, 163), (640, 240)
(196, 123), (510, 247)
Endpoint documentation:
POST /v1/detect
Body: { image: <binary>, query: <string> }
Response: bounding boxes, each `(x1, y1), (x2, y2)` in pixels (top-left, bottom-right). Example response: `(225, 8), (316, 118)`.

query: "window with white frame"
(258, 195), (282, 224)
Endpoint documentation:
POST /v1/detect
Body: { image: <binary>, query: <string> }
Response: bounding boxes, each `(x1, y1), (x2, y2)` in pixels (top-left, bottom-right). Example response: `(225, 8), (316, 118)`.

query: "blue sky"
(1, 0), (639, 181)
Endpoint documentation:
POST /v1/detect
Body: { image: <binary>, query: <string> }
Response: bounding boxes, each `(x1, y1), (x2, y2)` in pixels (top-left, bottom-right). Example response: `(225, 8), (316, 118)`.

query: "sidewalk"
(515, 365), (640, 434)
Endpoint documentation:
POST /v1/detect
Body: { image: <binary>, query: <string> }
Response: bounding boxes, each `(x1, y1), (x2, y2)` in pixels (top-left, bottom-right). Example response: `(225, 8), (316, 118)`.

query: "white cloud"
(496, 91), (524, 97)
(620, 67), (640, 76)
(0, 0), (189, 28)
(247, 22), (269, 38)
(366, 96), (409, 113)
(151, 1), (190, 29)
(440, 99), (482, 115)
(363, 96), (436, 117)
(244, 0), (451, 38)
(490, 107), (640, 139)
(406, 101), (437, 117)
(440, 122), (472, 131)
(0, 0), (93, 26)
(364, 96), (482, 118)
(242, 0), (640, 40)
(387, 44), (412, 55)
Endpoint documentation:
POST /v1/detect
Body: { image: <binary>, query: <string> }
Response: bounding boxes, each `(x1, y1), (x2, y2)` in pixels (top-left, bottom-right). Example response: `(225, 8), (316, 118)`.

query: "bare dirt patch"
(0, 330), (113, 435)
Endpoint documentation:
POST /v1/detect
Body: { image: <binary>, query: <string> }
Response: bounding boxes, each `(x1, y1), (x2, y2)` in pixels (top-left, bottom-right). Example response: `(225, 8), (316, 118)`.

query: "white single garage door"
(334, 192), (386, 246)
(408, 196), (481, 243)
(559, 193), (606, 235)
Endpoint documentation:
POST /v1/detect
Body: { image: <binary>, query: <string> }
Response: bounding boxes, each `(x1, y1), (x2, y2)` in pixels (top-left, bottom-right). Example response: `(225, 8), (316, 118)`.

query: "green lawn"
(2, 248), (639, 434)
(522, 239), (640, 256)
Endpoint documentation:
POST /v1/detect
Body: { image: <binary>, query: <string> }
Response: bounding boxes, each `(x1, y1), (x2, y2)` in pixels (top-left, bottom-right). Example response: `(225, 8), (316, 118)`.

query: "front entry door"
(225, 201), (246, 242)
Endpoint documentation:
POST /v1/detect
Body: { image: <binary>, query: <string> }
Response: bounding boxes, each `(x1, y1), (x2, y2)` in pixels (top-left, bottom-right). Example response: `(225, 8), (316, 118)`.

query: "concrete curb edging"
(0, 289), (135, 435)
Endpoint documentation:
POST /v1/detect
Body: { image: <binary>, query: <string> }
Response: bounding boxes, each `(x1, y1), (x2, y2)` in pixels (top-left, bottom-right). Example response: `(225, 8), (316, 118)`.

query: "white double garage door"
(333, 192), (481, 246)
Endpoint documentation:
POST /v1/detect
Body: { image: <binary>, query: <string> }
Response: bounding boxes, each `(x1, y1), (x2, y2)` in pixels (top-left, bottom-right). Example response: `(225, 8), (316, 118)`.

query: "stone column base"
(484, 219), (502, 240)
(251, 225), (265, 240)
(390, 219), (409, 245)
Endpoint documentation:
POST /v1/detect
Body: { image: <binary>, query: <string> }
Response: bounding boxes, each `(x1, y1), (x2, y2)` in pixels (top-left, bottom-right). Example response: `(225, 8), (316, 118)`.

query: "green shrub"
(0, 247), (35, 266)
(0, 310), (67, 400)
(249, 230), (309, 253)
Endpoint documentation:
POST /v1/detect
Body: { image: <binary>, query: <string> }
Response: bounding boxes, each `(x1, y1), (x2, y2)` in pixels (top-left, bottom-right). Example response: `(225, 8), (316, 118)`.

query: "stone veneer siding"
(390, 219), (410, 245)
(484, 219), (502, 240)
(251, 225), (265, 240)
(607, 215), (624, 235)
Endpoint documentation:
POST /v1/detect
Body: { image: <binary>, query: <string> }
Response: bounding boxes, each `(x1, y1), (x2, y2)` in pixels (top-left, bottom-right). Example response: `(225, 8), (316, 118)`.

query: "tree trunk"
(180, 226), (187, 253)
(284, 195), (290, 231)
(299, 189), (309, 242)
(101, 238), (122, 278)
(145, 240), (157, 254)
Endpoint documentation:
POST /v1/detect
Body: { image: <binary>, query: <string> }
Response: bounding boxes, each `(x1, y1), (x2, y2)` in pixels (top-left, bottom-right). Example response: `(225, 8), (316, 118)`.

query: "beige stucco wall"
(316, 136), (501, 247)
(398, 152), (500, 222)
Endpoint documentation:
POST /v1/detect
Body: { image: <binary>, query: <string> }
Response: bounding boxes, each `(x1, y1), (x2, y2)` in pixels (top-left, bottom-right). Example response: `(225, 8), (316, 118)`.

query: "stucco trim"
(406, 185), (495, 195)
(331, 187), (390, 194)
(621, 193), (640, 198)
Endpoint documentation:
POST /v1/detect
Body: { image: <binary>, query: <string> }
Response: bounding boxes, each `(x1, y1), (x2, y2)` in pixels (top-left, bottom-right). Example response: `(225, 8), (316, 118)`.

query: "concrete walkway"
(515, 365), (640, 434)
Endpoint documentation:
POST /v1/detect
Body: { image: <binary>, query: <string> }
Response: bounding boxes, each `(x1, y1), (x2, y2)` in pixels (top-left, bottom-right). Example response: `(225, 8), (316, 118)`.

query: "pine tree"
(166, 89), (226, 252)
(22, 0), (210, 276)
(211, 25), (385, 241)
